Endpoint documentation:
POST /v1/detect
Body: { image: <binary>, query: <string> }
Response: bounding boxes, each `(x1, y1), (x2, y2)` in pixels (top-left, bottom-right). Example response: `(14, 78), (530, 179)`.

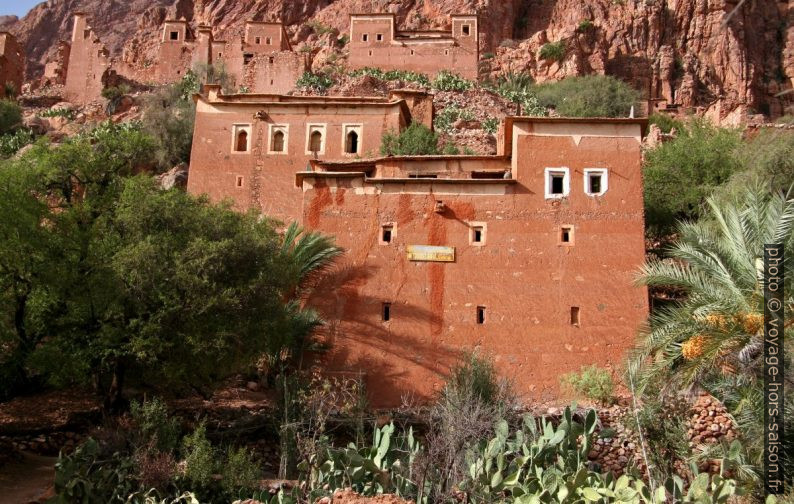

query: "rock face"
(7, 0), (794, 120)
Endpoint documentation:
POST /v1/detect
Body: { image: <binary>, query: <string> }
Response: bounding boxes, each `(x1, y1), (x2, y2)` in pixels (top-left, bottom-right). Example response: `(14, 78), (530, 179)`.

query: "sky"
(0, 0), (41, 17)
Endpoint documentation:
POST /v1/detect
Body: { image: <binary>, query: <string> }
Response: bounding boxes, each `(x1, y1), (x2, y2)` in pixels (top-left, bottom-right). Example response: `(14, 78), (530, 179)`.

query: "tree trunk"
(104, 359), (126, 413)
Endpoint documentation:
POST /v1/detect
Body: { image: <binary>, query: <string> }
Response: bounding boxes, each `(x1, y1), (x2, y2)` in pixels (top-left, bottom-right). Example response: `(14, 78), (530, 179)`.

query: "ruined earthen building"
(0, 32), (24, 98)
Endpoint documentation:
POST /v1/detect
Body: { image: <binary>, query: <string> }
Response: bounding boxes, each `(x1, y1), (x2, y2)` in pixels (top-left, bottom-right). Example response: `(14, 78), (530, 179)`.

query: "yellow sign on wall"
(406, 245), (455, 262)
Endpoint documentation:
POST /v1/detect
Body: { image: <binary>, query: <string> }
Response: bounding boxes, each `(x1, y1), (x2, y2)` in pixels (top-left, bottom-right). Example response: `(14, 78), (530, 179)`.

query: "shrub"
(140, 78), (196, 169)
(337, 34), (349, 46)
(643, 119), (743, 237)
(0, 128), (35, 158)
(306, 20), (334, 36)
(433, 104), (475, 132)
(489, 72), (546, 116)
(532, 75), (639, 117)
(577, 19), (595, 32)
(0, 99), (22, 135)
(53, 438), (138, 503)
(560, 364), (615, 404)
(349, 67), (431, 87)
(4, 81), (17, 98)
(441, 143), (460, 155)
(39, 107), (76, 120)
(101, 84), (131, 115)
(181, 423), (215, 486)
(539, 40), (566, 61)
(482, 52), (495, 59)
(432, 71), (474, 91)
(130, 397), (180, 453)
(648, 112), (682, 134)
(221, 447), (261, 492)
(482, 117), (499, 134)
(380, 123), (440, 155)
(295, 71), (334, 93)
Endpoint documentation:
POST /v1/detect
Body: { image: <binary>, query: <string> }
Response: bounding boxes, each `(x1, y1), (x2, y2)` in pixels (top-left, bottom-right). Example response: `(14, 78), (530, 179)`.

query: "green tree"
(140, 72), (199, 170)
(643, 119), (743, 238)
(380, 123), (440, 156)
(633, 184), (794, 483)
(532, 75), (639, 118)
(0, 99), (22, 135)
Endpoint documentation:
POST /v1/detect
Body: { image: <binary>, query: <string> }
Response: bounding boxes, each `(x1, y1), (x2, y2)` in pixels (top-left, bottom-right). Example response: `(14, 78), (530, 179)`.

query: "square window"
(236, 175), (244, 187)
(476, 306), (486, 324)
(570, 306), (580, 326)
(584, 168), (608, 196)
(381, 225), (393, 243)
(382, 303), (391, 321)
(559, 225), (574, 245)
(544, 168), (570, 198)
(462, 24), (470, 35)
(376, 33), (383, 41)
(362, 34), (368, 42)
(169, 31), (179, 40)
(255, 36), (261, 44)
(266, 36), (272, 44)
(469, 223), (486, 246)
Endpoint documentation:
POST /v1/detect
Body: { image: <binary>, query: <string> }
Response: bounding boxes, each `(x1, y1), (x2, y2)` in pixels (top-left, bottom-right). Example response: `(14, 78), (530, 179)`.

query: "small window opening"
(272, 130), (285, 152)
(235, 130), (248, 152)
(376, 33), (383, 41)
(309, 130), (323, 153)
(243, 53), (253, 65)
(382, 225), (393, 243)
(445, 49), (449, 55)
(551, 174), (564, 195)
(368, 50), (373, 56)
(236, 175), (244, 187)
(255, 36), (261, 44)
(588, 174), (602, 194)
(410, 49), (415, 55)
(462, 24), (471, 35)
(266, 36), (272, 44)
(169, 31), (179, 40)
(270, 79), (274, 85)
(560, 226), (572, 243)
(362, 33), (368, 42)
(382, 303), (391, 321)
(218, 52), (223, 58)
(473, 226), (483, 243)
(268, 56), (274, 64)
(570, 307), (580, 326)
(476, 306), (486, 324)
(345, 130), (359, 153)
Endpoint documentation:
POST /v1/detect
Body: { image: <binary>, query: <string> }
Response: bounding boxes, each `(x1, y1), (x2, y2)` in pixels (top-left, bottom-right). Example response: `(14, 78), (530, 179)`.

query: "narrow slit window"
(169, 31), (179, 40)
(368, 50), (373, 56)
(476, 306), (486, 324)
(309, 130), (323, 153)
(218, 52), (223, 58)
(560, 226), (572, 244)
(236, 175), (244, 187)
(345, 130), (359, 153)
(410, 49), (415, 55)
(472, 226), (483, 244)
(235, 129), (249, 152)
(271, 130), (285, 152)
(462, 24), (471, 35)
(382, 303), (391, 321)
(381, 225), (393, 243)
(570, 307), (580, 326)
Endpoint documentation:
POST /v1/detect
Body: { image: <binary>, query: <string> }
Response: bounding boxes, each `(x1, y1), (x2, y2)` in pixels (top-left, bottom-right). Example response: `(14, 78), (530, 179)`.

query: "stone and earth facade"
(0, 31), (23, 97)
(188, 83), (649, 406)
(348, 13), (479, 80)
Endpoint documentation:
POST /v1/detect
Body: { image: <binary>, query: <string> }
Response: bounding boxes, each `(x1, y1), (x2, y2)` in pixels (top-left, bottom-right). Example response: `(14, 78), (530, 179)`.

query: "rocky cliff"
(7, 0), (794, 120)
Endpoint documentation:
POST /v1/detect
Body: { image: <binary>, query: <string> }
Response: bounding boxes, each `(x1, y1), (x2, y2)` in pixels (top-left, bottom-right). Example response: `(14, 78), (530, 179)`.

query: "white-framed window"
(583, 168), (608, 196)
(232, 124), (251, 153)
(559, 225), (574, 245)
(380, 223), (395, 245)
(342, 123), (363, 155)
(268, 124), (289, 154)
(235, 175), (244, 188)
(468, 221), (486, 246)
(544, 167), (570, 198)
(305, 124), (326, 155)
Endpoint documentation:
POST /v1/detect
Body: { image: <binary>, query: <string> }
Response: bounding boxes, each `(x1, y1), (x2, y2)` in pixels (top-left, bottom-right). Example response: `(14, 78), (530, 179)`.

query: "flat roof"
(312, 155), (509, 167)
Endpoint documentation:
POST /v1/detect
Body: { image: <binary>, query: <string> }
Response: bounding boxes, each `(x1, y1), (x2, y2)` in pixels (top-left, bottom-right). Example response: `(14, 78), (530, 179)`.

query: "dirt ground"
(0, 452), (56, 504)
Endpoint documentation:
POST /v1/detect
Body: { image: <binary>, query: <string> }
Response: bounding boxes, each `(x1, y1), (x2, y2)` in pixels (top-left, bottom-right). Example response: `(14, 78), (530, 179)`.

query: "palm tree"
(632, 183), (793, 483)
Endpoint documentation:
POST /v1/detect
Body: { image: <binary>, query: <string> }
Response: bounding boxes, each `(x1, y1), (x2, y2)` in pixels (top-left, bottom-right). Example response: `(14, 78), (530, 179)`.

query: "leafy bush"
(643, 119), (743, 237)
(140, 75), (197, 169)
(39, 107), (76, 120)
(483, 117), (499, 134)
(0, 99), (22, 135)
(221, 447), (261, 492)
(539, 40), (566, 61)
(295, 71), (334, 93)
(482, 52), (495, 59)
(578, 19), (595, 32)
(4, 81), (18, 98)
(306, 20), (335, 36)
(433, 104), (475, 133)
(561, 364), (615, 404)
(380, 123), (440, 155)
(131, 397), (180, 453)
(442, 143), (460, 154)
(532, 75), (639, 118)
(432, 71), (474, 92)
(53, 438), (138, 503)
(337, 34), (349, 46)
(181, 423), (215, 487)
(349, 67), (431, 87)
(648, 112), (682, 134)
(0, 128), (35, 158)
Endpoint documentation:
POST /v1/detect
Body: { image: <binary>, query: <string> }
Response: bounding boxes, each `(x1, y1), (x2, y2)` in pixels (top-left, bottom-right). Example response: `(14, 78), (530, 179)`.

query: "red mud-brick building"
(348, 14), (479, 80)
(187, 86), (432, 222)
(63, 13), (116, 104)
(156, 20), (308, 94)
(0, 32), (24, 98)
(186, 87), (649, 406)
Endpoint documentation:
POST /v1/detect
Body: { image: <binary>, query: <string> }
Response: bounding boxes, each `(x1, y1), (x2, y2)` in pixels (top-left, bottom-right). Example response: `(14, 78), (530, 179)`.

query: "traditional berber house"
(186, 86), (649, 406)
(348, 13), (479, 80)
(63, 13), (118, 104)
(0, 32), (24, 98)
(156, 19), (308, 94)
